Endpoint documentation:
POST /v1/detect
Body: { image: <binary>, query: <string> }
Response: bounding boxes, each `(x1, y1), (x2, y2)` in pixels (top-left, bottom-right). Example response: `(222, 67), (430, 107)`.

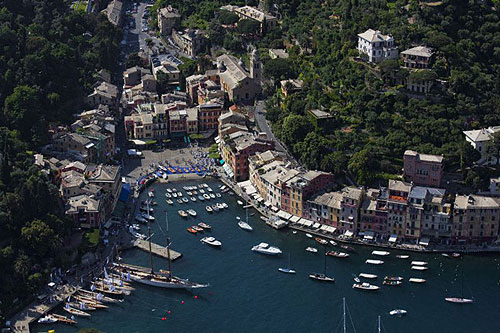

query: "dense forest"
(0, 0), (121, 321)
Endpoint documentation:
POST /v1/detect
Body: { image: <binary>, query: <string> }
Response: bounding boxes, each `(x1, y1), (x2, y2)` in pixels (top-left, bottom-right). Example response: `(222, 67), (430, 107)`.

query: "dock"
(133, 239), (182, 260)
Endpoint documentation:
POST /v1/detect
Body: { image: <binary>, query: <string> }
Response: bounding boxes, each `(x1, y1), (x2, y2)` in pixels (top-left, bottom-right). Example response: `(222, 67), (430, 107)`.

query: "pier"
(133, 239), (182, 260)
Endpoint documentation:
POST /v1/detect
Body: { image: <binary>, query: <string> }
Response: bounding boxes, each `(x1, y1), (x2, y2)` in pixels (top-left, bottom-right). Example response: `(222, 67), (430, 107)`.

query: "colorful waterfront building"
(338, 187), (365, 235)
(306, 191), (342, 228)
(403, 150), (444, 187)
(452, 195), (500, 245)
(386, 180), (412, 240)
(359, 188), (388, 237)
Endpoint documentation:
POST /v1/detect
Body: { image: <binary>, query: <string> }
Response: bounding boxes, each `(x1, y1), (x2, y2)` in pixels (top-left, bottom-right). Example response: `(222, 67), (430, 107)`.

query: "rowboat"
(178, 210), (188, 218)
(359, 273), (378, 279)
(166, 199), (174, 205)
(408, 278), (426, 283)
(177, 198), (183, 204)
(325, 251), (349, 258)
(365, 259), (384, 265)
(187, 227), (197, 234)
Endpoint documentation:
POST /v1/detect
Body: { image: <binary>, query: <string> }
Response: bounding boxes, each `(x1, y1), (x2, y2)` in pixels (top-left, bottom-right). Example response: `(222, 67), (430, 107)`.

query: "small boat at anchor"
(409, 278), (426, 283)
(166, 199), (174, 205)
(325, 251), (349, 258)
(198, 222), (211, 230)
(372, 250), (390, 256)
(383, 280), (403, 286)
(329, 240), (337, 246)
(198, 195), (205, 201)
(203, 194), (210, 200)
(201, 236), (222, 247)
(384, 276), (404, 281)
(306, 247), (318, 253)
(278, 254), (296, 274)
(411, 266), (428, 271)
(365, 259), (384, 265)
(63, 304), (91, 317)
(187, 227), (197, 234)
(177, 198), (183, 204)
(396, 255), (410, 259)
(251, 242), (282, 255)
(359, 273), (378, 279)
(182, 197), (189, 203)
(212, 204), (219, 212)
(187, 209), (197, 217)
(315, 237), (328, 245)
(411, 261), (428, 266)
(237, 200), (244, 205)
(206, 205), (213, 212)
(190, 196), (196, 202)
(192, 225), (203, 232)
(178, 210), (188, 218)
(238, 221), (253, 231)
(305, 233), (313, 238)
(389, 309), (407, 316)
(37, 315), (58, 324)
(353, 282), (379, 291)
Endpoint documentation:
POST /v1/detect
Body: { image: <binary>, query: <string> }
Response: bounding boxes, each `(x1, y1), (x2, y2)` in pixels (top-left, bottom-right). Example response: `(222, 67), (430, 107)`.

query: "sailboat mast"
(166, 211), (172, 279)
(343, 297), (346, 333)
(147, 202), (154, 273)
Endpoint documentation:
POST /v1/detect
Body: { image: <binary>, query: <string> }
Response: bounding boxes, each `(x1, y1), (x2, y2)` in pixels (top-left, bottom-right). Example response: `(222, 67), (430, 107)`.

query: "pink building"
(403, 150), (443, 187)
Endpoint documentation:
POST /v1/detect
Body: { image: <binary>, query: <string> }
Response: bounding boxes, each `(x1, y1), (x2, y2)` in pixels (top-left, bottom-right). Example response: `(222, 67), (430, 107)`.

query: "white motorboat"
(237, 200), (244, 205)
(411, 261), (428, 266)
(172, 192), (178, 198)
(365, 259), (384, 265)
(177, 198), (183, 204)
(187, 191), (192, 196)
(191, 196), (196, 202)
(217, 203), (225, 209)
(37, 315), (58, 324)
(251, 242), (282, 255)
(207, 187), (213, 192)
(409, 278), (426, 283)
(359, 273), (378, 279)
(411, 266), (428, 271)
(305, 247), (318, 253)
(220, 185), (227, 190)
(353, 276), (361, 283)
(278, 268), (296, 274)
(178, 210), (188, 218)
(177, 192), (183, 197)
(372, 250), (390, 256)
(200, 189), (205, 194)
(396, 255), (410, 259)
(165, 193), (172, 198)
(329, 240), (337, 246)
(209, 193), (215, 199)
(198, 195), (205, 201)
(445, 297), (473, 304)
(216, 193), (221, 198)
(238, 221), (253, 231)
(187, 209), (197, 217)
(221, 202), (228, 209)
(309, 273), (335, 282)
(206, 205), (213, 213)
(182, 197), (189, 203)
(171, 187), (177, 192)
(212, 204), (219, 212)
(201, 237), (222, 247)
(352, 282), (380, 291)
(203, 194), (210, 200)
(148, 191), (155, 198)
(305, 233), (313, 238)
(166, 188), (172, 193)
(389, 309), (407, 316)
(139, 206), (154, 213)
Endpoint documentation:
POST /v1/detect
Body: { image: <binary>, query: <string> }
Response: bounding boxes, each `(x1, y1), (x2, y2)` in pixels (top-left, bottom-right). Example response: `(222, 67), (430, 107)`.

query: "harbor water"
(34, 180), (500, 332)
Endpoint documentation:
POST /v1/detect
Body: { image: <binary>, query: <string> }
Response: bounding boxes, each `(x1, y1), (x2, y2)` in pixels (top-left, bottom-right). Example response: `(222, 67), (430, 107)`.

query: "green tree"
(293, 132), (332, 170)
(3, 85), (41, 140)
(348, 149), (377, 184)
(264, 58), (296, 81)
(21, 219), (60, 257)
(237, 19), (260, 35)
(321, 151), (348, 174)
(280, 114), (312, 146)
(218, 10), (239, 25)
(485, 131), (500, 165)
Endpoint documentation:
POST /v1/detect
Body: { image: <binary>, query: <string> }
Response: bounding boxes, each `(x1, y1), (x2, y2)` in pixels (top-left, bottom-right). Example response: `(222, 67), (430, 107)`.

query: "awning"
(312, 223), (321, 229)
(131, 139), (147, 145)
(363, 231), (375, 240)
(326, 226), (336, 233)
(302, 219), (314, 227)
(223, 164), (234, 178)
(214, 136), (220, 143)
(289, 215), (301, 223)
(264, 201), (272, 207)
(271, 206), (279, 212)
(320, 225), (329, 231)
(419, 237), (430, 246)
(238, 180), (257, 195)
(257, 197), (264, 202)
(389, 234), (398, 243)
(344, 230), (354, 238)
(276, 210), (292, 221)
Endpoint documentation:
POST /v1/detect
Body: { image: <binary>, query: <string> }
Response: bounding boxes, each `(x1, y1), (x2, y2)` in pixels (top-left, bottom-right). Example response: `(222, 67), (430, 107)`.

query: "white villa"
(463, 126), (500, 164)
(357, 29), (398, 63)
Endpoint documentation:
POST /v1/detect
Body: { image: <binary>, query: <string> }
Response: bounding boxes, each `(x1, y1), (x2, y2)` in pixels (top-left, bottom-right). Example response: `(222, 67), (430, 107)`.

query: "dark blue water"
(34, 180), (500, 333)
